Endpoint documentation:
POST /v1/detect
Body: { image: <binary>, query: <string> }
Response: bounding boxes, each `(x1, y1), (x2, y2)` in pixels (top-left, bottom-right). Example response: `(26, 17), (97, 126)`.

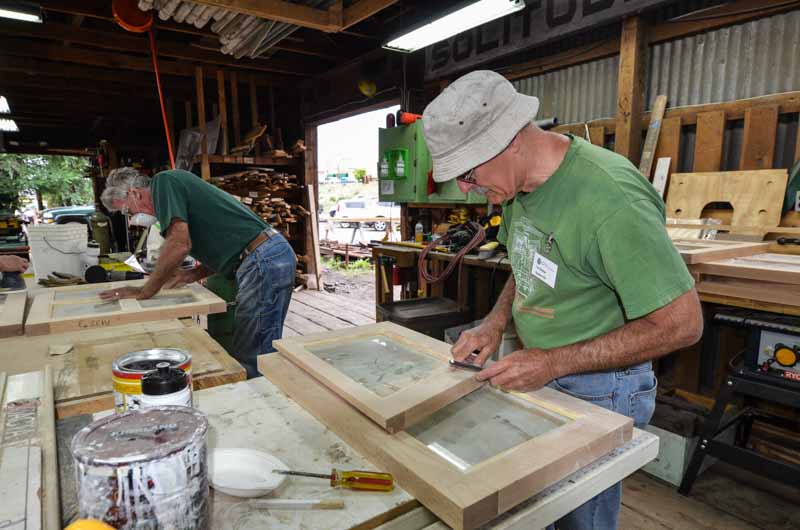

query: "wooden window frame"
(25, 280), (225, 336)
(0, 291), (25, 338)
(273, 322), (483, 432)
(260, 353), (633, 530)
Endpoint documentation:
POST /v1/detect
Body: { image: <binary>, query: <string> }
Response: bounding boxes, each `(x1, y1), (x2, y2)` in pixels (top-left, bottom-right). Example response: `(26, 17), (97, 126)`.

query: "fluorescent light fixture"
(0, 1), (42, 23)
(384, 0), (525, 53)
(0, 119), (19, 132)
(0, 96), (9, 114)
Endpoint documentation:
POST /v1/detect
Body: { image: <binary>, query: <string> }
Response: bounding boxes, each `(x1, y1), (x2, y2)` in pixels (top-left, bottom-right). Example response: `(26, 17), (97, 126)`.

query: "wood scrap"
(0, 367), (60, 530)
(665, 170), (788, 238)
(639, 95), (668, 179)
(230, 123), (267, 156)
(212, 167), (308, 237)
(290, 139), (306, 157)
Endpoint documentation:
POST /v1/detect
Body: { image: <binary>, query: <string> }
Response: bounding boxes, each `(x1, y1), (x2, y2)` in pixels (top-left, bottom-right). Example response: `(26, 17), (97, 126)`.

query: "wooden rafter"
(0, 20), (323, 76)
(343, 0), (400, 29)
(0, 37), (300, 83)
(191, 0), (399, 32)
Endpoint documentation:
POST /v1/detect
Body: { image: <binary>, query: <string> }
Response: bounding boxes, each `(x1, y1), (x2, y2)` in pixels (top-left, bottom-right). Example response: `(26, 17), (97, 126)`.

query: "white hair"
(100, 167), (151, 212)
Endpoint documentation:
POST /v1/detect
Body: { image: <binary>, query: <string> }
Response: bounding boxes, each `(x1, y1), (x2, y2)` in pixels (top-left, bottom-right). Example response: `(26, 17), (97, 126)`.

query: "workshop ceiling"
(0, 0), (459, 152)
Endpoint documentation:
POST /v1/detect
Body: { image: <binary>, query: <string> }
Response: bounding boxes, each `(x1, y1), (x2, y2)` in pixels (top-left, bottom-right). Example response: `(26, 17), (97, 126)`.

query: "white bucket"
(28, 224), (88, 280)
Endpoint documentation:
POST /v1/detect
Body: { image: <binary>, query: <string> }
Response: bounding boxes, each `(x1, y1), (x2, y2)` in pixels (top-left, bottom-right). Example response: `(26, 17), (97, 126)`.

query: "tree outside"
(0, 154), (93, 210)
(353, 168), (367, 183)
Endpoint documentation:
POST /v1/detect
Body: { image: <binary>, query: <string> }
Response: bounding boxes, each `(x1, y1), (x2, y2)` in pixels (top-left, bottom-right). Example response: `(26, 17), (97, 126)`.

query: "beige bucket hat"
(422, 70), (539, 183)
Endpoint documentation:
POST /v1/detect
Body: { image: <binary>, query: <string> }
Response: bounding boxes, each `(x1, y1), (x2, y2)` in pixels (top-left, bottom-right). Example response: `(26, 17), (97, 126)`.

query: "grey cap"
(422, 70), (539, 183)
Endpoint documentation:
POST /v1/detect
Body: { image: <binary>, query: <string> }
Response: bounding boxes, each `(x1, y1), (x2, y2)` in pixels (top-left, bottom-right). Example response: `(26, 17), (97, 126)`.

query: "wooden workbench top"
(57, 377), (416, 529)
(0, 319), (245, 418)
(374, 243), (512, 271)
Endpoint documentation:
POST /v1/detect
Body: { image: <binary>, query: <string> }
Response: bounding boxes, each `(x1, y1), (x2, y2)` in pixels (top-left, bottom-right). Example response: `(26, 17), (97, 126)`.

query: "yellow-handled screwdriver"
(273, 468), (394, 492)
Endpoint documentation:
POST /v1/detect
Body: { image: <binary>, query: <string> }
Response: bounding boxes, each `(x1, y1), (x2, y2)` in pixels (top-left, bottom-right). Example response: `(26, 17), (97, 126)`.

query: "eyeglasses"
(456, 168), (477, 184)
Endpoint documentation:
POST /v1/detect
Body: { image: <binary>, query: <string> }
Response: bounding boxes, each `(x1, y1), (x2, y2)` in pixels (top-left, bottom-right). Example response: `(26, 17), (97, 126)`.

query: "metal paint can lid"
(142, 362), (188, 396)
(71, 406), (208, 465)
(113, 348), (191, 379)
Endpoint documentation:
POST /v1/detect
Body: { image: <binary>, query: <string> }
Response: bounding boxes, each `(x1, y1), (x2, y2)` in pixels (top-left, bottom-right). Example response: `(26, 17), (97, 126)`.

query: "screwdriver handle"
(332, 469), (394, 491)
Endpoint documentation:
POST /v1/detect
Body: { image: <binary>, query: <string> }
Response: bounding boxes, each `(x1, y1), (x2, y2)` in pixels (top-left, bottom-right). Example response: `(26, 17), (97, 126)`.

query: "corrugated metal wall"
(513, 10), (800, 122)
(512, 56), (619, 124)
(646, 10), (800, 108)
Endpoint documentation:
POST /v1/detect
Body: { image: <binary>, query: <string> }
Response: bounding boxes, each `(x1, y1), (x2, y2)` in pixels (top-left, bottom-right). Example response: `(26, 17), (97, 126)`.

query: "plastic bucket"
(28, 224), (87, 280)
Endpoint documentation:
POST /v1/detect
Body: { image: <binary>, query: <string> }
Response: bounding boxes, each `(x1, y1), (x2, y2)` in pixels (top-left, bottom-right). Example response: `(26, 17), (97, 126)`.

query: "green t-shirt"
(497, 135), (694, 350)
(151, 169), (267, 277)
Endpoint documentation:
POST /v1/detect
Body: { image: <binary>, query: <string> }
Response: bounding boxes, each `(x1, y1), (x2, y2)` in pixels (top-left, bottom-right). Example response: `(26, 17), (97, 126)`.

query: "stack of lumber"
(213, 167), (309, 236)
(689, 253), (800, 310)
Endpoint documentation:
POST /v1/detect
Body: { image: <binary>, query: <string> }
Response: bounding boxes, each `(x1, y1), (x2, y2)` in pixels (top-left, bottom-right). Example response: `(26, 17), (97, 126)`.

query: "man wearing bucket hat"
(428, 71), (703, 529)
(98, 167), (296, 379)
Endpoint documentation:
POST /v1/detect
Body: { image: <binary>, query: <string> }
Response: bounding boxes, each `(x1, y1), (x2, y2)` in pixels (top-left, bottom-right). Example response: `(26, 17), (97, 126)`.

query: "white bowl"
(209, 448), (288, 498)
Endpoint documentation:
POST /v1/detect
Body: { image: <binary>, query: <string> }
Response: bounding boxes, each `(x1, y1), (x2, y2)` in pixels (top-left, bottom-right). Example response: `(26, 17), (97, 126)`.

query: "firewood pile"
(212, 167), (309, 234)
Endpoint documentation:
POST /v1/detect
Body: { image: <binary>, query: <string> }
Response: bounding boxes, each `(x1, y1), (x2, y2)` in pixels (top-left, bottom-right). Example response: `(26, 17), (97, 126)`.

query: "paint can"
(71, 406), (209, 530)
(140, 362), (192, 409)
(113, 349), (192, 413)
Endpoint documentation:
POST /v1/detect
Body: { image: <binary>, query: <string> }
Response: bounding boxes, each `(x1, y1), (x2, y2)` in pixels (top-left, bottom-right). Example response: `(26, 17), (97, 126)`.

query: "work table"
(56, 377), (657, 530)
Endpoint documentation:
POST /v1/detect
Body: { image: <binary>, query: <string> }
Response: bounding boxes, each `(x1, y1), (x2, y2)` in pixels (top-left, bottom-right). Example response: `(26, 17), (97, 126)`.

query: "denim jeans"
(546, 361), (657, 530)
(232, 233), (296, 378)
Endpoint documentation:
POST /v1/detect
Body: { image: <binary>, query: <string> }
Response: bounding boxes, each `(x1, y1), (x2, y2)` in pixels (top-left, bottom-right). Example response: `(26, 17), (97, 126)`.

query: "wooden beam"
(230, 71), (241, 146)
(40, 0), (348, 59)
(0, 54), (193, 95)
(0, 20), (319, 76)
(615, 16), (647, 165)
(185, 101), (193, 129)
(654, 116), (682, 184)
(191, 0), (336, 31)
(503, 0), (795, 83)
(329, 1), (343, 30)
(557, 91), (800, 133)
(639, 94), (667, 179)
(740, 106), (778, 170)
(796, 116), (800, 164)
(191, 0), (396, 32)
(343, 0), (399, 29)
(588, 126), (606, 146)
(249, 75), (261, 156)
(196, 66), (211, 181)
(217, 70), (229, 156)
(693, 111), (725, 172)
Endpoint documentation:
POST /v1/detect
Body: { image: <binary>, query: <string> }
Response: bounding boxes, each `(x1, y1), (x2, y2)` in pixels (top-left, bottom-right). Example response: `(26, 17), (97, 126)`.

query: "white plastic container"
(81, 245), (100, 271)
(27, 224), (87, 280)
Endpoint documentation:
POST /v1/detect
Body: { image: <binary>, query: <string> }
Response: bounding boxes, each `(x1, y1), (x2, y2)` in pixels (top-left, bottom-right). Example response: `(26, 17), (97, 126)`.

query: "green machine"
(377, 120), (486, 205)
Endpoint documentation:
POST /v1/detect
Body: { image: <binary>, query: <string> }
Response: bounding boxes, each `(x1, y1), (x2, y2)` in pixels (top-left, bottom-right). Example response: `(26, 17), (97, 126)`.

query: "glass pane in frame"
(406, 386), (571, 471)
(307, 334), (440, 397)
(139, 292), (198, 308)
(53, 300), (121, 318)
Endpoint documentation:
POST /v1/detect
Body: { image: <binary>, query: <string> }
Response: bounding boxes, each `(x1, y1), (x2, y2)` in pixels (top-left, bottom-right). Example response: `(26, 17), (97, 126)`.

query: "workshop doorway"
(316, 103), (400, 301)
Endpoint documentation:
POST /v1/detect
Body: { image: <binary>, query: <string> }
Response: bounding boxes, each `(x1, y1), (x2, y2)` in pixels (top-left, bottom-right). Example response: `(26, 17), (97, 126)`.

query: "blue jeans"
(547, 362), (657, 530)
(232, 233), (296, 378)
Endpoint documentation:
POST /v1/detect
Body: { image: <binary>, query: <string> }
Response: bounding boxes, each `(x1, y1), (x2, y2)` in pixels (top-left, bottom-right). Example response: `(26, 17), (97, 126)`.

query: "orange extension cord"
(148, 29), (176, 169)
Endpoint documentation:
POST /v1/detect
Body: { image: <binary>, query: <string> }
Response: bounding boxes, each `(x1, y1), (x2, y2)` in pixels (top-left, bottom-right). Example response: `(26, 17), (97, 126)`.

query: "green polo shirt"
(497, 136), (694, 350)
(151, 169), (267, 277)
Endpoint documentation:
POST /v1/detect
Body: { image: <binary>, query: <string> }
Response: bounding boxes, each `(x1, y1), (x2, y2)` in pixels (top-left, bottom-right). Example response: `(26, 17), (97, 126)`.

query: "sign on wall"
(425, 0), (676, 80)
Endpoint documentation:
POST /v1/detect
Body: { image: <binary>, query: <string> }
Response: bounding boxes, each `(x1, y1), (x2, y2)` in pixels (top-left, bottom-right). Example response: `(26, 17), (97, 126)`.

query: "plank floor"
(283, 288), (375, 337)
(282, 289), (798, 529)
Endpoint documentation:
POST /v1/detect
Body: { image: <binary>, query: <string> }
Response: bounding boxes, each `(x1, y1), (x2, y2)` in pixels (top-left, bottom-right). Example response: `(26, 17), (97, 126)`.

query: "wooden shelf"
(194, 154), (300, 167)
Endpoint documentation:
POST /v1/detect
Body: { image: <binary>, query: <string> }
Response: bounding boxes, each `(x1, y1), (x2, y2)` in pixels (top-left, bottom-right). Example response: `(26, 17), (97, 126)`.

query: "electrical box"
(378, 120), (486, 205)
